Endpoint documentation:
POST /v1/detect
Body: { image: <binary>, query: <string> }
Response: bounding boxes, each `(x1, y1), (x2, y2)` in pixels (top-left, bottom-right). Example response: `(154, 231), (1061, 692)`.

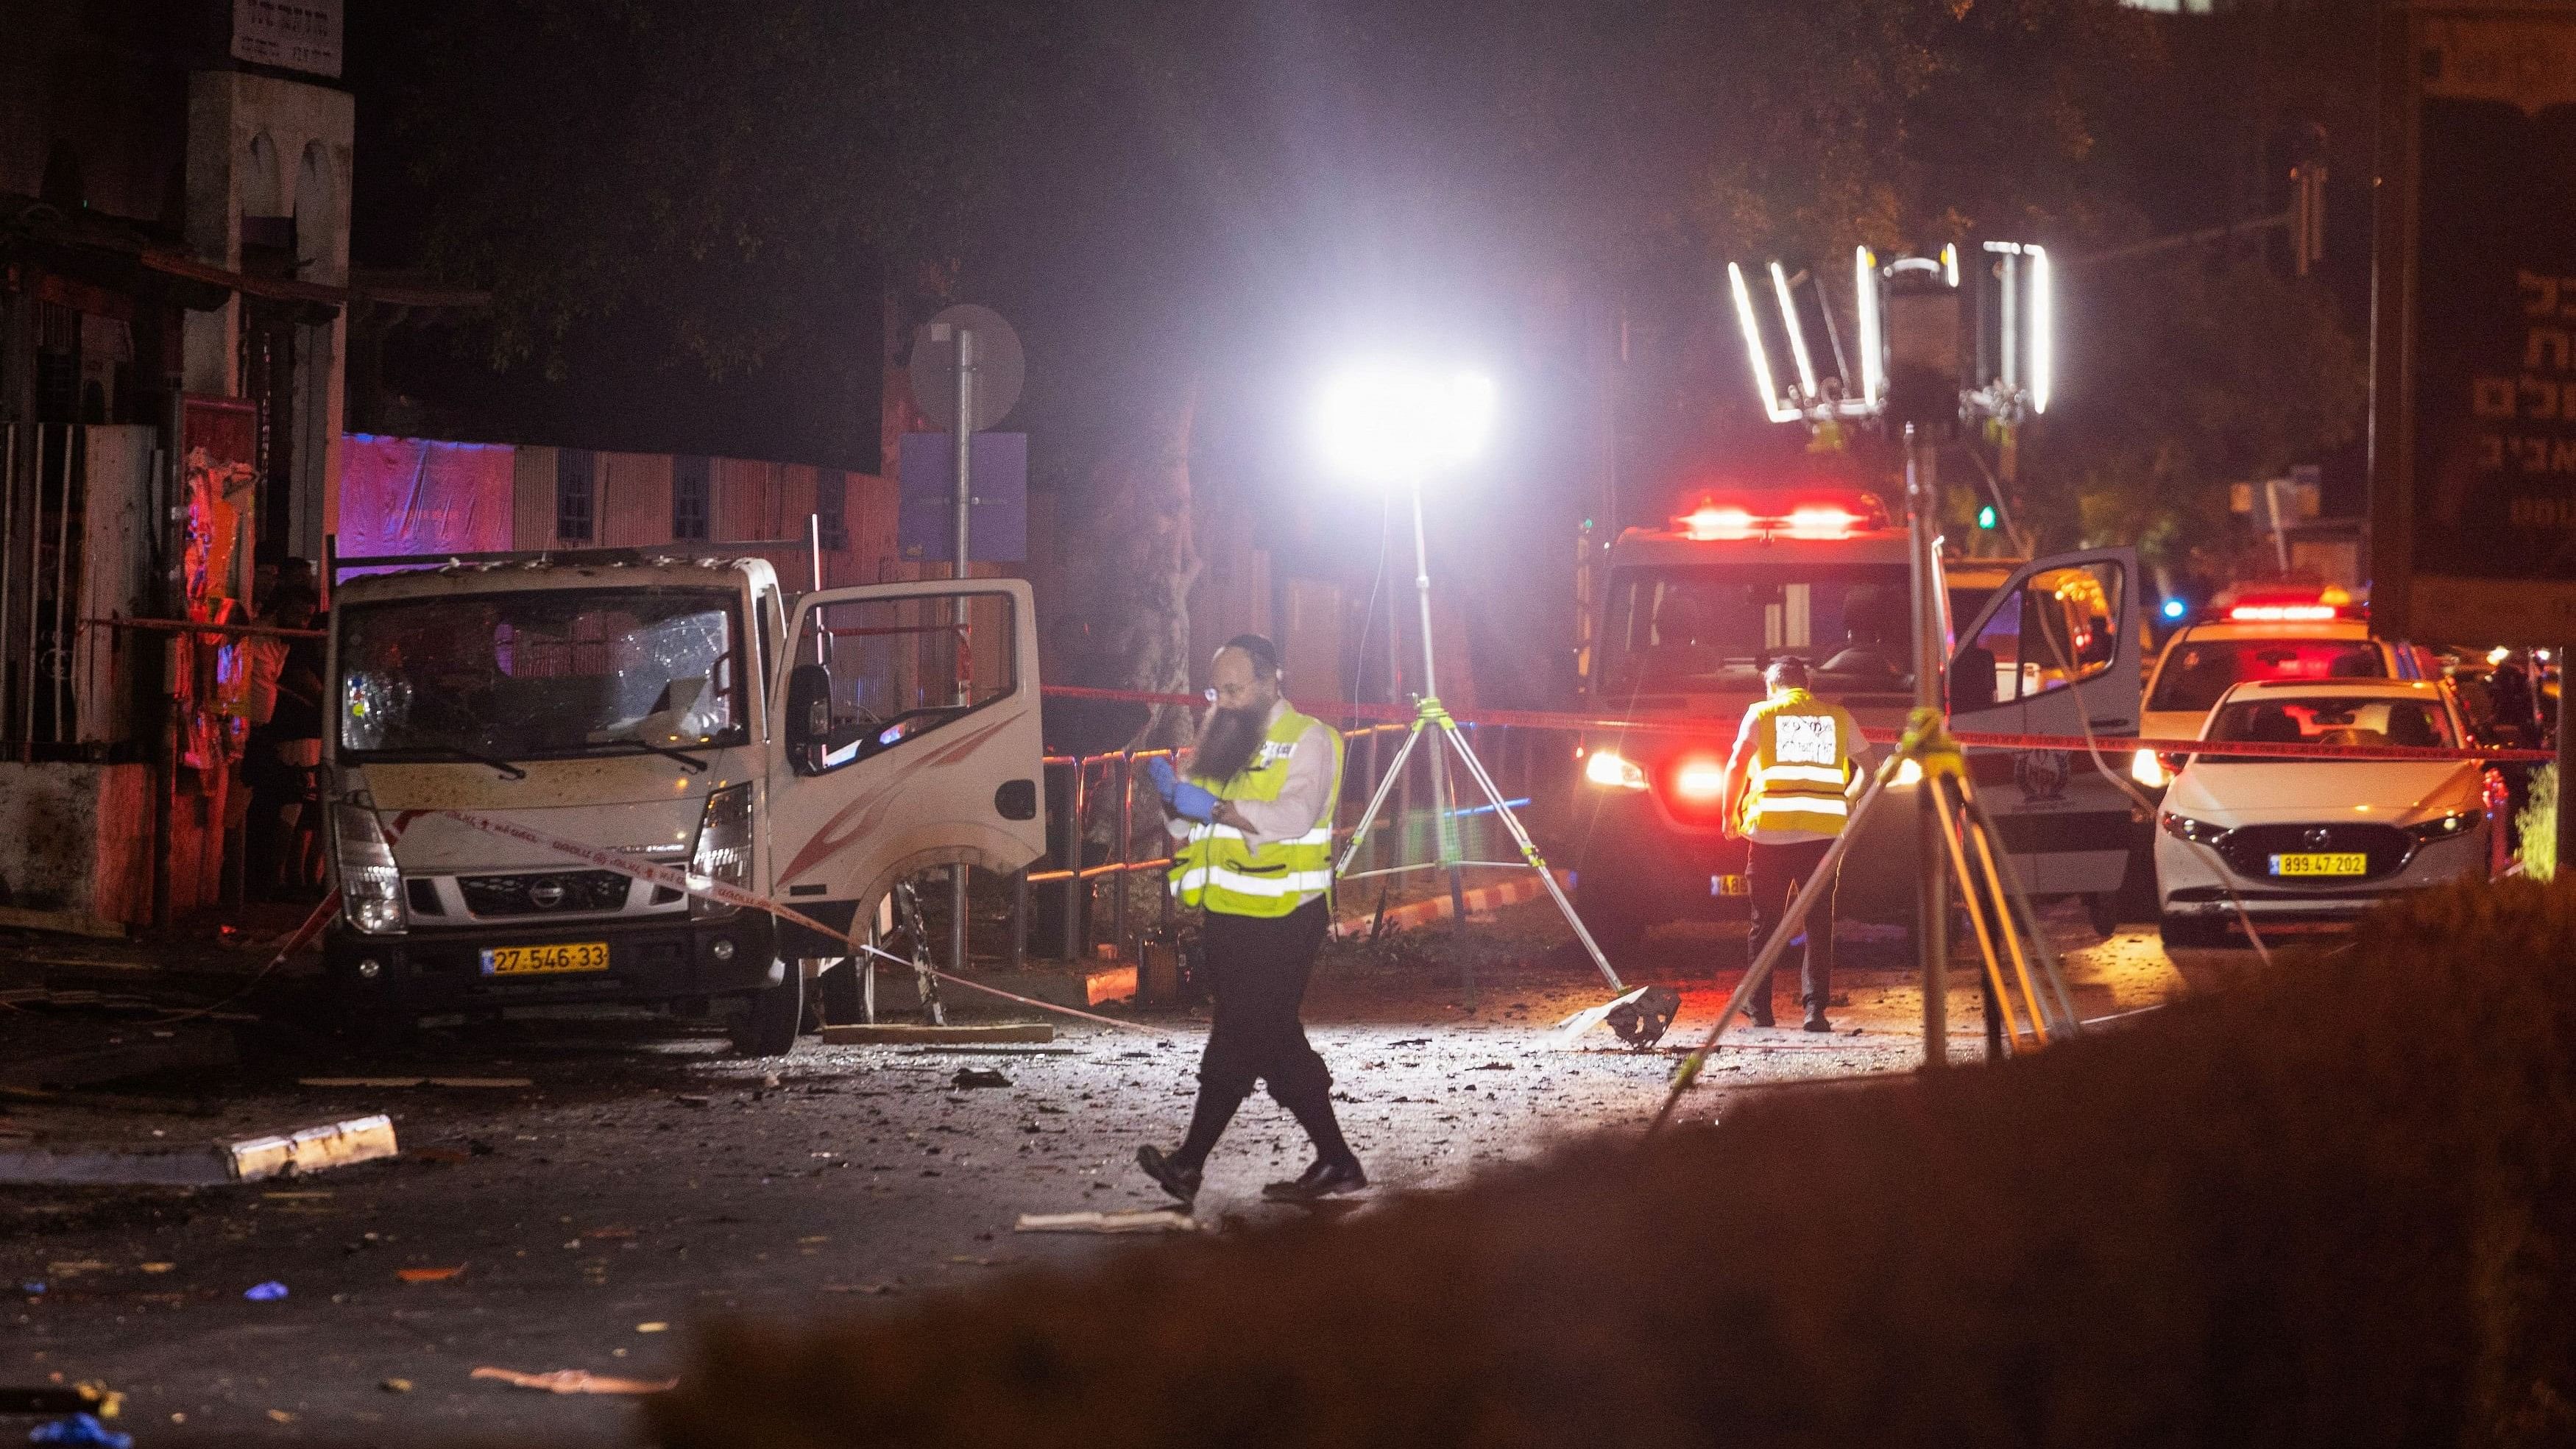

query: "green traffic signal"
(1976, 504), (1998, 530)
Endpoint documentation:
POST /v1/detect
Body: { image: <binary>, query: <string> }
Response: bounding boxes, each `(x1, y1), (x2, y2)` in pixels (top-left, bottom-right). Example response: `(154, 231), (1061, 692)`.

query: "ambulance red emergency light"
(1566, 485), (2146, 948)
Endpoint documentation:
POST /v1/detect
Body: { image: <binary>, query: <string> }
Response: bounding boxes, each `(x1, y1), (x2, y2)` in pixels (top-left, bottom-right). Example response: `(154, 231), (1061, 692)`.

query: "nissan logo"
(528, 879), (567, 910)
(2303, 827), (2332, 851)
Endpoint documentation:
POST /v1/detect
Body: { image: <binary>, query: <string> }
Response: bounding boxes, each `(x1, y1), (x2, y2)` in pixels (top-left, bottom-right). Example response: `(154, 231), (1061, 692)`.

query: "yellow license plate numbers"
(480, 941), (610, 976)
(2270, 852), (2366, 878)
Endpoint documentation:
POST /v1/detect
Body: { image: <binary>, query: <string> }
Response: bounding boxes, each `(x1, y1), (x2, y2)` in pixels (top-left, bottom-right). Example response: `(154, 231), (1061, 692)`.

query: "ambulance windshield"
(1599, 564), (1916, 698)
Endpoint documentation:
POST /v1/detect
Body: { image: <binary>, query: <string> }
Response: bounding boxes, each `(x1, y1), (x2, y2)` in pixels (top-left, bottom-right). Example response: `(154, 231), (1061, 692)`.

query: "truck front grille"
(457, 870), (635, 917)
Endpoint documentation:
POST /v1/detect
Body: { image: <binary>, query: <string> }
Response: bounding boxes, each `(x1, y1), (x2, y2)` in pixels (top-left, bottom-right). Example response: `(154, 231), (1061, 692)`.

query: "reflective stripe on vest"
(1170, 708), (1346, 917)
(1738, 691), (1855, 842)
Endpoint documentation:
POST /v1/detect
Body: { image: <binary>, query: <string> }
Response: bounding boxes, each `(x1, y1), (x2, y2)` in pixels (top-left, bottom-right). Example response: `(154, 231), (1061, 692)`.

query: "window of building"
(556, 449), (595, 542)
(673, 456), (711, 541)
(815, 468), (847, 550)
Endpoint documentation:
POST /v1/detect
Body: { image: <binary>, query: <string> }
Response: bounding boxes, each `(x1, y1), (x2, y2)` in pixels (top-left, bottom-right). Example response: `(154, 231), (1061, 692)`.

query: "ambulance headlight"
(1584, 750), (1648, 790)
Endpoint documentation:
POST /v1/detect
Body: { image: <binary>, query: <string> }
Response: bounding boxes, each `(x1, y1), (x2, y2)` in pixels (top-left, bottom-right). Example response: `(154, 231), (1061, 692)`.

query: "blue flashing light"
(2160, 598), (2188, 621)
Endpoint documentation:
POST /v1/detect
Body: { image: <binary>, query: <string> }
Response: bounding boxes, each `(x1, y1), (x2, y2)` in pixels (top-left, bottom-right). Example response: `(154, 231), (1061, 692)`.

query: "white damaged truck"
(322, 550), (1044, 1052)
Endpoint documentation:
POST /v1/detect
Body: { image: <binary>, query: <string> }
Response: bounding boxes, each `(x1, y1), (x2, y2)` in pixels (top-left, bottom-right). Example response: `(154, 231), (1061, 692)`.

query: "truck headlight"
(1583, 750), (1648, 790)
(688, 784), (754, 918)
(332, 803), (406, 935)
(2405, 811), (2477, 844)
(2130, 748), (2170, 789)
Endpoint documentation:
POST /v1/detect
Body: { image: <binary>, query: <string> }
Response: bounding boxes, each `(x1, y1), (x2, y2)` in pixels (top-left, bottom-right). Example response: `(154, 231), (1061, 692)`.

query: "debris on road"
(243, 1280), (289, 1301)
(470, 1367), (678, 1395)
(379, 1379), (413, 1394)
(1013, 1209), (1200, 1235)
(819, 1023), (1055, 1046)
(949, 1067), (1011, 1090)
(396, 1265), (466, 1283)
(0, 1384), (119, 1417)
(820, 1283), (900, 1295)
(296, 1077), (534, 1089)
(636, 1322), (668, 1333)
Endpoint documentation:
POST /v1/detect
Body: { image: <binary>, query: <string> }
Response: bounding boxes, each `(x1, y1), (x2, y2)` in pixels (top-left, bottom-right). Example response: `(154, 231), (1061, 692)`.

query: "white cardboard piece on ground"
(1013, 1208), (1202, 1235)
(0, 1113), (399, 1186)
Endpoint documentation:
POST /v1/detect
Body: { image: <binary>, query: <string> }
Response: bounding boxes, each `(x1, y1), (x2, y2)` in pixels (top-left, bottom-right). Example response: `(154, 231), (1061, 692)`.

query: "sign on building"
(232, 0), (342, 79)
(2371, 5), (2576, 643)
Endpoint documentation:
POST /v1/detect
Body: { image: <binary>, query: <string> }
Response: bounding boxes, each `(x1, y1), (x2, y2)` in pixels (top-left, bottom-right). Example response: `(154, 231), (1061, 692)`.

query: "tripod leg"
(1423, 723), (1473, 1000)
(1445, 726), (1626, 993)
(1335, 720), (1426, 877)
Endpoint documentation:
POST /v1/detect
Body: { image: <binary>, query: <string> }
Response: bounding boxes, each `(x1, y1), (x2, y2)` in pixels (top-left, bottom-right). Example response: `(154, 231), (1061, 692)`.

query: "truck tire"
(728, 963), (805, 1057)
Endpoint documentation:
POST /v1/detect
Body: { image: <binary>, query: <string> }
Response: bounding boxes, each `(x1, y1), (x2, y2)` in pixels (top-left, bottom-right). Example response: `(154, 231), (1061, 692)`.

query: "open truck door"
(1945, 548), (2143, 907)
(765, 579), (1046, 943)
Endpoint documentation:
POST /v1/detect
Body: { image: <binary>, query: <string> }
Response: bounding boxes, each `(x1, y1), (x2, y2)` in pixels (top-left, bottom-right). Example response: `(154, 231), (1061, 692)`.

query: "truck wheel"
(728, 963), (805, 1057)
(817, 957), (865, 1027)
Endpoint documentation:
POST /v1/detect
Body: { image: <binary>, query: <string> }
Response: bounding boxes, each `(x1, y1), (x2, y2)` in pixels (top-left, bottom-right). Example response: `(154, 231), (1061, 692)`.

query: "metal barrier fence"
(1006, 718), (1550, 967)
(1, 422), (84, 755)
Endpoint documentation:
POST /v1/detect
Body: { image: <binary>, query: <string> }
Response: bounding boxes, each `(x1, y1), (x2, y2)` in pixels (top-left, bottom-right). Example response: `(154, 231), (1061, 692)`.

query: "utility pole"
(1906, 424), (1946, 1069)
(949, 328), (975, 984)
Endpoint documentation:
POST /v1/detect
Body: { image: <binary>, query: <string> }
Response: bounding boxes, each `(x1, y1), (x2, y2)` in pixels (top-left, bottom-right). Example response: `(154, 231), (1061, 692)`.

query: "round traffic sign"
(910, 304), (1024, 433)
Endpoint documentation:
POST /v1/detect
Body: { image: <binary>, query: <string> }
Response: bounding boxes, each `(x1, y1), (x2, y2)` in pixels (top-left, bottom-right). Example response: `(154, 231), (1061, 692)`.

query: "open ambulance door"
(1944, 548), (2143, 899)
(765, 578), (1046, 946)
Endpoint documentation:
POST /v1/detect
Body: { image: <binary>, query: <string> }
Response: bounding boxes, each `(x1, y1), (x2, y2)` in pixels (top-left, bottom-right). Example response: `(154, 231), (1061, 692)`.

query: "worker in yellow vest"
(1137, 634), (1359, 1205)
(1721, 656), (1863, 1032)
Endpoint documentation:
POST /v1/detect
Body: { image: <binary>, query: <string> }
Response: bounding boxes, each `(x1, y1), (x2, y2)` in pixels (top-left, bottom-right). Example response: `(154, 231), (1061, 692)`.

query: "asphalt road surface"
(2, 899), (2258, 1445)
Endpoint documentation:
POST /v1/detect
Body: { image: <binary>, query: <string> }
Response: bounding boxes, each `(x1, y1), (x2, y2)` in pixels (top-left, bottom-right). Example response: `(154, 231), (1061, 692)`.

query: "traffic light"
(1976, 504), (1998, 531)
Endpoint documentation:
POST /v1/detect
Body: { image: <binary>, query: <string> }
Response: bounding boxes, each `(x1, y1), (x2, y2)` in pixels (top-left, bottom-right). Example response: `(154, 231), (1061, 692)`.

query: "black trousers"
(1197, 897), (1334, 1111)
(1746, 837), (1837, 1018)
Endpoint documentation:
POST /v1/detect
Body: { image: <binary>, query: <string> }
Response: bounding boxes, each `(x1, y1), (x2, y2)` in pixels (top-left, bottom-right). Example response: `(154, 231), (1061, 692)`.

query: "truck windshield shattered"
(337, 587), (746, 761)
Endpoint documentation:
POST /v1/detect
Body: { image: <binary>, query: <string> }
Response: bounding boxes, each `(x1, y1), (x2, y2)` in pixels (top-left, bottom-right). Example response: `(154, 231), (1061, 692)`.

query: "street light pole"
(949, 329), (976, 988)
(1906, 424), (1947, 1069)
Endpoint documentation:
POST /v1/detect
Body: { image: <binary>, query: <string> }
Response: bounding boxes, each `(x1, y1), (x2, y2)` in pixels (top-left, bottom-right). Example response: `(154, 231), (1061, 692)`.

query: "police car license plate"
(2270, 852), (2366, 878)
(481, 941), (609, 976)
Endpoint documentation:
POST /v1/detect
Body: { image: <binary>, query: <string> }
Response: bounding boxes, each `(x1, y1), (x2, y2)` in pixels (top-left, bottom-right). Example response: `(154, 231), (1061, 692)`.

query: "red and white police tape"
(432, 809), (1170, 1036)
(1039, 684), (2554, 766)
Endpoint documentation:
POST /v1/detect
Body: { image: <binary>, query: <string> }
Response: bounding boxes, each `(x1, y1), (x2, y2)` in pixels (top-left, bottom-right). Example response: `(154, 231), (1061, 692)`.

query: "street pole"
(1906, 424), (1947, 1069)
(949, 329), (976, 982)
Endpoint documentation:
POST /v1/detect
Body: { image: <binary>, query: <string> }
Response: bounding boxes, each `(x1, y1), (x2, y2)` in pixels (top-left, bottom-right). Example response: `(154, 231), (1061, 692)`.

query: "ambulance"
(1565, 489), (2145, 950)
(322, 549), (1045, 1052)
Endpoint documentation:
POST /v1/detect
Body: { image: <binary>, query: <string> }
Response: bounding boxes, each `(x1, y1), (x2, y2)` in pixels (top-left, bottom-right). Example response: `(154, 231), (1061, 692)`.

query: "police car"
(2154, 678), (2501, 948)
(1568, 489), (2145, 950)
(2129, 593), (2445, 790)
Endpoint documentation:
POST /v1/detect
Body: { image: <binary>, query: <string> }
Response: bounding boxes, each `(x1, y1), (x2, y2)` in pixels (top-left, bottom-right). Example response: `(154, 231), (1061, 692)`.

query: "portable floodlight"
(1309, 360), (1657, 1040)
(1314, 364), (1496, 489)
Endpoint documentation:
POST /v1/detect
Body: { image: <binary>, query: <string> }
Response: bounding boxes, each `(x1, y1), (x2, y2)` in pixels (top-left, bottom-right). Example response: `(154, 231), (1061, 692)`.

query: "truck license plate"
(2270, 852), (2366, 877)
(480, 941), (609, 976)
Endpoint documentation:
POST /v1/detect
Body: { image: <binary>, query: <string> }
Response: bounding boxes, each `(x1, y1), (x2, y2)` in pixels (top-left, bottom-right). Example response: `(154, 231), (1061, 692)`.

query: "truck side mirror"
(785, 663), (832, 772)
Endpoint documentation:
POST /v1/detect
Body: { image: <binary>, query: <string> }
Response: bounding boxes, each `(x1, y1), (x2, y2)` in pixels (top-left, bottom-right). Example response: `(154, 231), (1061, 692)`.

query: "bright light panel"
(1769, 262), (1820, 402)
(1727, 264), (1800, 424)
(1855, 247), (1884, 408)
(2027, 244), (2053, 414)
(1315, 364), (1498, 486)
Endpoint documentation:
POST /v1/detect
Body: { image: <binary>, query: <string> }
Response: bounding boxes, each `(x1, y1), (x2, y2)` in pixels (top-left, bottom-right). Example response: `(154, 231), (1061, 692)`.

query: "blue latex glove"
(1144, 755), (1181, 801)
(1168, 779), (1219, 824)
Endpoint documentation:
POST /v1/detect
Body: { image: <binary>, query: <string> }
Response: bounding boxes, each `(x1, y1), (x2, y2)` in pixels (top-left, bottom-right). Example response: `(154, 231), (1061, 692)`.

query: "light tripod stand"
(1329, 478), (1678, 1046)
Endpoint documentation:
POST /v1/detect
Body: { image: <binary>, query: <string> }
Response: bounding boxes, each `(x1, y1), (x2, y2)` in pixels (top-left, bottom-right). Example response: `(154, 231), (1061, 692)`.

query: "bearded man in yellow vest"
(1137, 634), (1360, 1205)
(1720, 656), (1863, 1032)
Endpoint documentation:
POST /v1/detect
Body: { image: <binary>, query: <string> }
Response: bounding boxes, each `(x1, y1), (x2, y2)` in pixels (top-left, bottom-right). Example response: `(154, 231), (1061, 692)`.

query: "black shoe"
(1745, 1007), (1775, 1029)
(1802, 1012), (1833, 1033)
(1136, 1144), (1202, 1204)
(1261, 1157), (1367, 1202)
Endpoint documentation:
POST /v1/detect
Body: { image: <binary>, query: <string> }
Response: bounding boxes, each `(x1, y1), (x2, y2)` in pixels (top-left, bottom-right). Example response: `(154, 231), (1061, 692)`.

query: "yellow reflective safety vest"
(1170, 706), (1346, 917)
(1733, 689), (1859, 844)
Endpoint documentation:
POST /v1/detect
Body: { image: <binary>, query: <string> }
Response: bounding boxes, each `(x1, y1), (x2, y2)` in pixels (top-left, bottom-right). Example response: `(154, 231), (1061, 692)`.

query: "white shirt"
(1164, 698), (1337, 847)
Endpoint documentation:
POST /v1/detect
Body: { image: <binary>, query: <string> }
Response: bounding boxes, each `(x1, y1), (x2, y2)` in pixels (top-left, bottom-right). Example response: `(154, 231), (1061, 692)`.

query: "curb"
(1333, 872), (1556, 938)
